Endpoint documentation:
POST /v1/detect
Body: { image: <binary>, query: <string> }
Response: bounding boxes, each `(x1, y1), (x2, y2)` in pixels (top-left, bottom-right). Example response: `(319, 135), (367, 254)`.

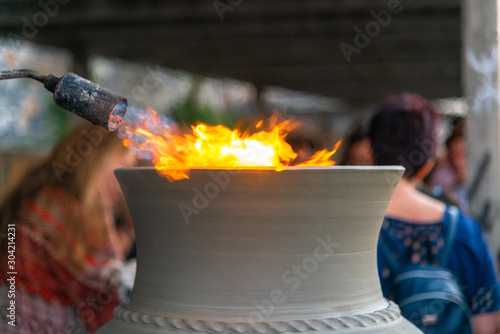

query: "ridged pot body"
(97, 167), (421, 333)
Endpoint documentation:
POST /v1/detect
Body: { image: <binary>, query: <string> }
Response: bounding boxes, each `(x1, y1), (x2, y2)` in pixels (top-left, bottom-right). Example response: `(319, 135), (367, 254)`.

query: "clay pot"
(97, 166), (421, 333)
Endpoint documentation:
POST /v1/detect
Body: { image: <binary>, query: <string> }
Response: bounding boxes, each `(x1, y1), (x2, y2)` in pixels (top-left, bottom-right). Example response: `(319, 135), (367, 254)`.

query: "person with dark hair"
(369, 93), (500, 333)
(426, 118), (469, 211)
(340, 121), (374, 166)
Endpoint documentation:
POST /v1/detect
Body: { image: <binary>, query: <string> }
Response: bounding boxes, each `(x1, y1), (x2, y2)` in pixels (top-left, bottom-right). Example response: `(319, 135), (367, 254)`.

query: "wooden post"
(463, 0), (500, 259)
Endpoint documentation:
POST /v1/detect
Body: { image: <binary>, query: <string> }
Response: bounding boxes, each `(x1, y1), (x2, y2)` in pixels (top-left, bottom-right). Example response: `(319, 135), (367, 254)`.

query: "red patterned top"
(0, 187), (122, 333)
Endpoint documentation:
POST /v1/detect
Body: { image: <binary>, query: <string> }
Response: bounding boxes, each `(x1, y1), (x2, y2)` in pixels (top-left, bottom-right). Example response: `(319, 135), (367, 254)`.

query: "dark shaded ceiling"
(0, 0), (462, 103)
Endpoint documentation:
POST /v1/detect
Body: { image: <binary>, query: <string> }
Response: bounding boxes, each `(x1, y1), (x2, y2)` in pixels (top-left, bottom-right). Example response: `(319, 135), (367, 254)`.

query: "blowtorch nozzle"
(0, 69), (127, 131)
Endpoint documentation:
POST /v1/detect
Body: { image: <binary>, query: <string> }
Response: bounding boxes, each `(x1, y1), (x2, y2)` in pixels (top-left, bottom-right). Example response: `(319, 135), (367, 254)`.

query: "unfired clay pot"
(97, 166), (422, 333)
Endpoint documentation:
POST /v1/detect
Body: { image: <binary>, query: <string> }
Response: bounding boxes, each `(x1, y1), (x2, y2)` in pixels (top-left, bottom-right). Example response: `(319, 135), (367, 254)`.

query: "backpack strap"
(439, 205), (460, 267)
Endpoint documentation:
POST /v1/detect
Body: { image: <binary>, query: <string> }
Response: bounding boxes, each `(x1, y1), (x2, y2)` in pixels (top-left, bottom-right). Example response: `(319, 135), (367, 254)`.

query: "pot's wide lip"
(116, 165), (405, 172)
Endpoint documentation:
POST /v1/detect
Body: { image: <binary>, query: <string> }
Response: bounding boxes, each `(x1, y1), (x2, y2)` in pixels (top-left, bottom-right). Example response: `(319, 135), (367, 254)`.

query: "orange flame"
(119, 109), (341, 181)
(296, 140), (342, 167)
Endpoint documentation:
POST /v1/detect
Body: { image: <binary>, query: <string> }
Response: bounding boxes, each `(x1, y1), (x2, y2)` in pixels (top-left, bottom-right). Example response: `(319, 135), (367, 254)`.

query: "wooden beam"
(0, 0), (461, 102)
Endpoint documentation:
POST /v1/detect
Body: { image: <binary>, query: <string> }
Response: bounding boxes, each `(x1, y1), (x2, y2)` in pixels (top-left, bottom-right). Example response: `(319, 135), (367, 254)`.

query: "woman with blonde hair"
(0, 122), (136, 333)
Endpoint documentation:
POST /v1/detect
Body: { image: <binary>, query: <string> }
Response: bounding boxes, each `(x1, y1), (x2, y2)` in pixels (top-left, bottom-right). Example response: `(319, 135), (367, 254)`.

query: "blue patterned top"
(377, 206), (500, 315)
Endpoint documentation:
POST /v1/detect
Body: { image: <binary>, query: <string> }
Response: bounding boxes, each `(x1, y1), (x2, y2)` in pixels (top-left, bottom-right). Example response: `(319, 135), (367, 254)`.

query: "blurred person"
(0, 122), (136, 333)
(286, 132), (318, 165)
(340, 122), (374, 166)
(285, 123), (326, 166)
(113, 197), (135, 260)
(426, 118), (469, 212)
(369, 93), (499, 334)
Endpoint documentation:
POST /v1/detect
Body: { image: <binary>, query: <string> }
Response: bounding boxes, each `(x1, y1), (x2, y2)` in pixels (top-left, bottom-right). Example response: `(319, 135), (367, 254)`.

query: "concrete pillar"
(463, 0), (500, 259)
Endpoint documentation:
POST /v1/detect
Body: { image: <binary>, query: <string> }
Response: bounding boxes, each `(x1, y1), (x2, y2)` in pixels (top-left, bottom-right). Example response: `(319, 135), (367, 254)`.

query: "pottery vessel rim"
(116, 165), (405, 172)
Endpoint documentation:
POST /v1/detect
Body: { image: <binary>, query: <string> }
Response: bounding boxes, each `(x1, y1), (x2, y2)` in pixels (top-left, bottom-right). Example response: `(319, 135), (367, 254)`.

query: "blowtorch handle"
(0, 69), (47, 83)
